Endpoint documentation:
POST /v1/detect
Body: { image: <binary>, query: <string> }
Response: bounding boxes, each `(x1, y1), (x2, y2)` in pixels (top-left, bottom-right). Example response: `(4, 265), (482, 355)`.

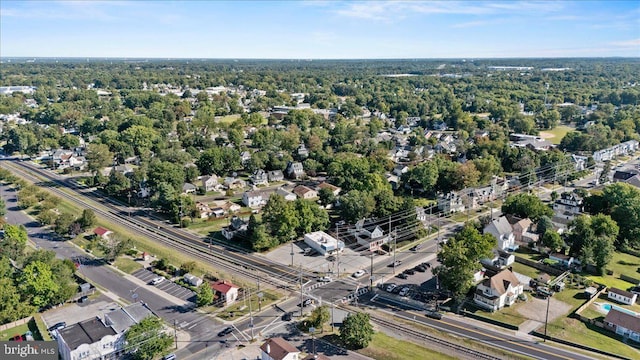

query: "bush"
(125, 249), (139, 257)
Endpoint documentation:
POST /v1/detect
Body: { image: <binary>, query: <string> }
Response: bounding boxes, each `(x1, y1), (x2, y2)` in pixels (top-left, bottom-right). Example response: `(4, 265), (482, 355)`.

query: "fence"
(0, 316), (33, 332)
(620, 274), (640, 285)
(514, 256), (564, 276)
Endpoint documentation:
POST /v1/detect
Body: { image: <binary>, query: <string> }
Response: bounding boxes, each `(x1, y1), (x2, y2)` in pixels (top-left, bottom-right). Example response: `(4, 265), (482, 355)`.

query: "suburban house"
(593, 140), (639, 162)
(474, 269), (524, 311)
(297, 144), (309, 158)
(604, 308), (640, 343)
(548, 252), (575, 268)
(267, 170), (284, 182)
(211, 280), (239, 306)
(507, 216), (539, 245)
(553, 192), (584, 221)
(304, 231), (344, 256)
(392, 164), (409, 177)
(196, 202), (213, 218)
(437, 191), (465, 213)
(483, 216), (516, 251)
(93, 227), (113, 240)
(608, 288), (638, 305)
(350, 219), (390, 252)
(293, 185), (317, 200)
(221, 216), (248, 240)
(223, 177), (246, 190)
(613, 169), (639, 183)
(286, 161), (305, 179)
(251, 169), (269, 186)
(201, 175), (219, 192)
(57, 303), (154, 360)
(242, 190), (272, 208)
(182, 182), (197, 194)
(275, 187), (297, 201)
(260, 337), (300, 360)
(240, 151), (252, 165)
(317, 182), (341, 196)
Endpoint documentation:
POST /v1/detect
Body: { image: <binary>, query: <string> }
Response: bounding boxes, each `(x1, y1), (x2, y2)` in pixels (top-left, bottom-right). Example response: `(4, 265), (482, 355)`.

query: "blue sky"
(1, 1), (639, 58)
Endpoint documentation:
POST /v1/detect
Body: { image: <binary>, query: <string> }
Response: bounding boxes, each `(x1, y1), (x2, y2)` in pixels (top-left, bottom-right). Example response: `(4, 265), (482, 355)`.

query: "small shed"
(184, 273), (203, 287)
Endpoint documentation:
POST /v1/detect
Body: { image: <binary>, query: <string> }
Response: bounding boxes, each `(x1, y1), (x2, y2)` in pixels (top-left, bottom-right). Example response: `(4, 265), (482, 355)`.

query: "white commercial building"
(304, 231), (344, 256)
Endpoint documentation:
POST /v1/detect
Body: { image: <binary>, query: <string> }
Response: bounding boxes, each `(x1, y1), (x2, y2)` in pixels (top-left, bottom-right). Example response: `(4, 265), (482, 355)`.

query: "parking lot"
(42, 295), (120, 333)
(375, 259), (446, 304)
(131, 269), (197, 303)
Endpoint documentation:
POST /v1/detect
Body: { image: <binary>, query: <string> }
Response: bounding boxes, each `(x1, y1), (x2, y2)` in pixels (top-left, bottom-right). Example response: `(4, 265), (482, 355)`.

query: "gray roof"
(605, 308), (640, 333)
(489, 216), (513, 236)
(105, 303), (154, 333)
(58, 317), (116, 351)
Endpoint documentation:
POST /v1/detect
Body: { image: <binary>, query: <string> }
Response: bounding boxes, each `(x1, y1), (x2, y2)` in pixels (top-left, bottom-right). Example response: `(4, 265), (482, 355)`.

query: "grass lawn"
(552, 288), (587, 310)
(0, 318), (44, 341)
(510, 261), (540, 280)
(217, 291), (278, 320)
(216, 114), (241, 123)
(357, 331), (458, 360)
(513, 248), (546, 262)
(113, 256), (143, 274)
(540, 125), (575, 145)
(587, 251), (640, 289)
(465, 302), (528, 327)
(546, 316), (640, 359)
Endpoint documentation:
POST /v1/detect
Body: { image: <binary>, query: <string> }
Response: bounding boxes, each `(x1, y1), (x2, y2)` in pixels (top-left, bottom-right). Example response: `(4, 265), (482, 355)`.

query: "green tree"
(501, 193), (553, 221)
(339, 312), (374, 349)
(567, 214), (618, 275)
(0, 277), (36, 324)
(18, 261), (59, 308)
(339, 190), (376, 222)
(536, 215), (553, 235)
(262, 194), (300, 243)
(98, 235), (131, 263)
(541, 230), (563, 252)
(105, 169), (131, 195)
(86, 143), (114, 174)
(54, 213), (76, 236)
(78, 209), (97, 230)
(307, 305), (330, 331)
(180, 261), (197, 274)
(318, 187), (336, 206)
(432, 224), (495, 299)
(1, 224), (28, 260)
(125, 316), (173, 360)
(196, 283), (214, 307)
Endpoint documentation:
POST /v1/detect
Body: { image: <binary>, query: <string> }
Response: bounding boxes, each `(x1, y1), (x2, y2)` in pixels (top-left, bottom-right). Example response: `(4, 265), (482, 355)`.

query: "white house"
(483, 216), (516, 251)
(260, 337), (300, 360)
(275, 187), (297, 201)
(474, 269), (523, 311)
(211, 280), (239, 306)
(604, 308), (640, 343)
(201, 175), (219, 192)
(286, 161), (305, 179)
(350, 219), (389, 252)
(553, 192), (583, 221)
(57, 317), (120, 360)
(221, 216), (248, 240)
(251, 169), (269, 186)
(608, 288), (638, 305)
(242, 190), (271, 208)
(437, 191), (465, 213)
(304, 231), (344, 256)
(267, 170), (284, 182)
(182, 182), (197, 194)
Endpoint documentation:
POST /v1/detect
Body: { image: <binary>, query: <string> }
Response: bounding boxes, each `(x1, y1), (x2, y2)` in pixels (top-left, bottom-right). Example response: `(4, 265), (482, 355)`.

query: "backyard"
(0, 318), (44, 341)
(539, 125), (575, 145)
(587, 251), (640, 289)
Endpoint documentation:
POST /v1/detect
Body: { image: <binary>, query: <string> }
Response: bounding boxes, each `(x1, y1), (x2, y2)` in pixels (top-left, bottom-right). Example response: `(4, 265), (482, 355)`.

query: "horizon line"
(1, 56), (639, 61)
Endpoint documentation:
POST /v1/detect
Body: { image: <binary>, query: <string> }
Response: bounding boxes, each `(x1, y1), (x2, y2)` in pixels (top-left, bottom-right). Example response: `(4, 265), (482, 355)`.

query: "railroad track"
(2, 160), (312, 290)
(369, 314), (501, 360)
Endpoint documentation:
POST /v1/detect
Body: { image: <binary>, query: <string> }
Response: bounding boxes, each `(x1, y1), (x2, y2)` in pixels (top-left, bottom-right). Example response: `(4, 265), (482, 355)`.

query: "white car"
(352, 270), (366, 278)
(386, 284), (397, 292)
(399, 287), (411, 297)
(318, 276), (332, 282)
(151, 277), (164, 285)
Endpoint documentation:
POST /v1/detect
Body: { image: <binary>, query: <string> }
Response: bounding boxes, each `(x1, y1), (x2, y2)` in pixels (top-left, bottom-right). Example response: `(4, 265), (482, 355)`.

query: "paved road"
(0, 183), (226, 359)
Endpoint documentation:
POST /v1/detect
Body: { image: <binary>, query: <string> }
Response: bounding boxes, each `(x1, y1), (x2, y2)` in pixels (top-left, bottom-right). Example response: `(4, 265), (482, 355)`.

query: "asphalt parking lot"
(132, 268), (197, 302)
(42, 295), (120, 333)
(376, 260), (445, 304)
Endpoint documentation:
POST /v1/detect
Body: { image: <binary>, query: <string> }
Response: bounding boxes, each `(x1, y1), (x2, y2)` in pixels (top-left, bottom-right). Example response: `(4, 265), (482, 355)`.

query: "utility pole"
(544, 291), (552, 342)
(248, 287), (254, 340)
(290, 242), (294, 267)
(336, 224), (340, 278)
(299, 265), (304, 317)
(370, 253), (374, 290)
(392, 231), (397, 274)
(331, 301), (335, 332)
(173, 319), (178, 349)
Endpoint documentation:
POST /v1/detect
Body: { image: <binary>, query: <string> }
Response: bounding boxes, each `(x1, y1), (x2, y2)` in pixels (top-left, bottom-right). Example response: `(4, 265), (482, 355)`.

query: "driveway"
(42, 295), (119, 331)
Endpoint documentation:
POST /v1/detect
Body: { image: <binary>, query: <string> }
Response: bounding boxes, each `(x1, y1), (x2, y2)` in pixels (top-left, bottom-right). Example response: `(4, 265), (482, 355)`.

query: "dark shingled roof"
(604, 308), (640, 333)
(58, 317), (116, 351)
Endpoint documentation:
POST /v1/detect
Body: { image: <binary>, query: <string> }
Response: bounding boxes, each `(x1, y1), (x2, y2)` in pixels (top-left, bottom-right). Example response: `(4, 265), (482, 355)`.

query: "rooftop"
(58, 317), (116, 351)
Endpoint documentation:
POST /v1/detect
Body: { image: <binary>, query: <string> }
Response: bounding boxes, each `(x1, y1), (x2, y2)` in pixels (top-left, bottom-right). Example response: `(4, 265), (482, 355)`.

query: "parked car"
(352, 269), (366, 278)
(217, 327), (233, 337)
(426, 311), (443, 320)
(163, 354), (176, 360)
(151, 277), (164, 285)
(282, 312), (292, 321)
(48, 322), (66, 332)
(388, 260), (402, 267)
(11, 334), (24, 342)
(317, 276), (332, 282)
(386, 284), (398, 292)
(398, 287), (411, 297)
(414, 265), (426, 272)
(396, 273), (408, 279)
(299, 299), (314, 307)
(404, 268), (415, 275)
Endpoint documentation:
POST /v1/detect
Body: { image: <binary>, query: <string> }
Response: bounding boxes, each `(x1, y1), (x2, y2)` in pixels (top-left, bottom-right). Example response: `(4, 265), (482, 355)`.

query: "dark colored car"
(282, 312), (292, 321)
(217, 327), (233, 337)
(426, 311), (443, 320)
(396, 273), (408, 279)
(299, 299), (314, 307)
(414, 265), (426, 272)
(48, 322), (66, 332)
(404, 269), (415, 275)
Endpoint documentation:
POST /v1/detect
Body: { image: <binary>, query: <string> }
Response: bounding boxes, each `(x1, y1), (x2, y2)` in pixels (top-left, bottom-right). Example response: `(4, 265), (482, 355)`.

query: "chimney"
(266, 343), (270, 354)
